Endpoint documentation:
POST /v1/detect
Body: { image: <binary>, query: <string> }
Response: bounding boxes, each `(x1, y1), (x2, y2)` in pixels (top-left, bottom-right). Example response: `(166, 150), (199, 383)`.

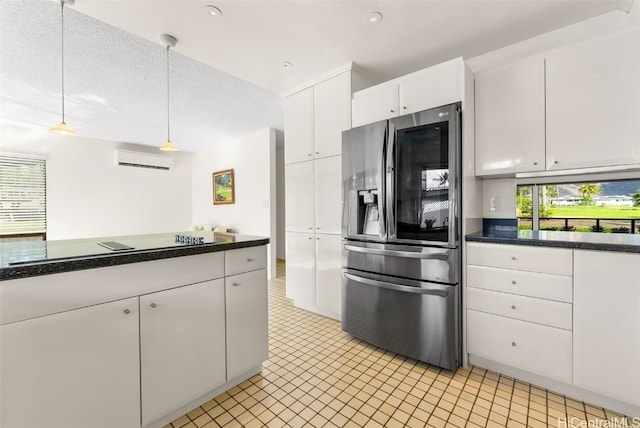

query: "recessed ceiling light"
(281, 61), (293, 70)
(205, 5), (222, 16)
(365, 11), (383, 24)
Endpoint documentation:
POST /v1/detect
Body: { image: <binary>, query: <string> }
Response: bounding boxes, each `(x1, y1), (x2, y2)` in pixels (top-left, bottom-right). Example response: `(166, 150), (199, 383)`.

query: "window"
(0, 155), (46, 240)
(517, 179), (640, 233)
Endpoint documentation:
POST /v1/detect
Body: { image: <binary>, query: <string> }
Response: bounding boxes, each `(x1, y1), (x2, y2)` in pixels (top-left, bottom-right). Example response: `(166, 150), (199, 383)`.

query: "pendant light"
(49, 0), (76, 137)
(159, 34), (179, 152)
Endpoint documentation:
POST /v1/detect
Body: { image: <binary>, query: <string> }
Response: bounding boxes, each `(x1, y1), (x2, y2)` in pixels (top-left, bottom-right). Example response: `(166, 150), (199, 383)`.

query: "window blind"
(0, 155), (46, 236)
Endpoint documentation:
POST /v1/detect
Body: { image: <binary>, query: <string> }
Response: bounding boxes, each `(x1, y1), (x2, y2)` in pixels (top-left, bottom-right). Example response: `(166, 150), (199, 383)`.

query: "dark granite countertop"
(465, 230), (640, 253)
(0, 232), (269, 280)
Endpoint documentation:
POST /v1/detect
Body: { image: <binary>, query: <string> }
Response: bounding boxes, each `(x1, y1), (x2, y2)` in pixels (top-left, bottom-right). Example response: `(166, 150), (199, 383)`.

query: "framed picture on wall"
(212, 169), (235, 205)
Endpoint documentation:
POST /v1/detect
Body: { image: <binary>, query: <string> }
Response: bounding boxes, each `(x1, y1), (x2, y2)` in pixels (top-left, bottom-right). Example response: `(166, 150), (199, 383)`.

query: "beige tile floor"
(165, 260), (633, 428)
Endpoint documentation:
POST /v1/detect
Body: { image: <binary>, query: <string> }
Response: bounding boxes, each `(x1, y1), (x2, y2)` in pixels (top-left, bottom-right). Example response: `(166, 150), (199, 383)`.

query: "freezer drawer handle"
(344, 244), (449, 260)
(343, 272), (449, 297)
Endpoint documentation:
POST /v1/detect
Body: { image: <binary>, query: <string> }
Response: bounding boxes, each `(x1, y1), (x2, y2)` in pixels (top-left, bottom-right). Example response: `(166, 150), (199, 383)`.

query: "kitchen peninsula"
(0, 232), (269, 428)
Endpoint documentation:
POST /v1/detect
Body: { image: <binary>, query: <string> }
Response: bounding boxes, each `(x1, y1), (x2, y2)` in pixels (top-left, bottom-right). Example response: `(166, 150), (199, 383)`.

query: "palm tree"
(577, 183), (601, 205)
(632, 188), (640, 207)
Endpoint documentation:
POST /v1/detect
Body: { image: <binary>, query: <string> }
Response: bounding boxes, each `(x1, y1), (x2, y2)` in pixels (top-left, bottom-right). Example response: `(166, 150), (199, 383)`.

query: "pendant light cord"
(60, 1), (66, 122)
(166, 45), (170, 142)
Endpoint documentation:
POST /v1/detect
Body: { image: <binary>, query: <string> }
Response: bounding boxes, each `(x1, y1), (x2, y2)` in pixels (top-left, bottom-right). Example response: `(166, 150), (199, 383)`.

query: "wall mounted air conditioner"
(115, 149), (173, 171)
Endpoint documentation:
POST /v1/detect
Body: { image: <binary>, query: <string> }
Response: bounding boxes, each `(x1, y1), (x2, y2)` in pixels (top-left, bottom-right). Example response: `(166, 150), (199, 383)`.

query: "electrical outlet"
(489, 196), (501, 212)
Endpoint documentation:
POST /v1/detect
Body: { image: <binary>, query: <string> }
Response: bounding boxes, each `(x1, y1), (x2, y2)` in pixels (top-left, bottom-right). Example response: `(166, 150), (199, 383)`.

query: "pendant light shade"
(159, 34), (179, 152)
(49, 0), (76, 137)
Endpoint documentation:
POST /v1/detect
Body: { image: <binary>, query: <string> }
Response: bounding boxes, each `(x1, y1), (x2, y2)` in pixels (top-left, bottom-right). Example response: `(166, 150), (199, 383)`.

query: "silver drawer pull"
(123, 309), (130, 315)
(511, 342), (517, 347)
(511, 280), (517, 285)
(247, 258), (254, 262)
(150, 303), (157, 308)
(511, 305), (516, 310)
(233, 282), (240, 287)
(511, 256), (517, 260)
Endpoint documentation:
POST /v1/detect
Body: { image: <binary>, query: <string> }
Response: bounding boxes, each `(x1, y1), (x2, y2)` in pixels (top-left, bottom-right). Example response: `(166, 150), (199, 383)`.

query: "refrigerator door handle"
(343, 272), (449, 297)
(344, 244), (449, 260)
(385, 121), (396, 240)
(447, 105), (462, 247)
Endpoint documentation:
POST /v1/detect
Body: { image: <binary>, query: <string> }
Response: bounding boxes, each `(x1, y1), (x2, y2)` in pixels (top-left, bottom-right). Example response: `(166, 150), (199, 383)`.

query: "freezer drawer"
(343, 241), (457, 284)
(342, 269), (459, 370)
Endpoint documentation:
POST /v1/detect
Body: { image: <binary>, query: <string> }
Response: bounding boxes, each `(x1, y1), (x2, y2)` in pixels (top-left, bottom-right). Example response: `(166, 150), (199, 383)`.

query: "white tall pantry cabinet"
(284, 70), (351, 320)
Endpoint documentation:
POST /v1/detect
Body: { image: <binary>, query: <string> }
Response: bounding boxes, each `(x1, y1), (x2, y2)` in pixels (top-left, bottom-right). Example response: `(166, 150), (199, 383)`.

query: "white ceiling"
(0, 0), (629, 152)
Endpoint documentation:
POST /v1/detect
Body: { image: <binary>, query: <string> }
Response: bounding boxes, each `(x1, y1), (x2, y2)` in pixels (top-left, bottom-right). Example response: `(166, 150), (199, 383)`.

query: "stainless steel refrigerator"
(341, 102), (461, 370)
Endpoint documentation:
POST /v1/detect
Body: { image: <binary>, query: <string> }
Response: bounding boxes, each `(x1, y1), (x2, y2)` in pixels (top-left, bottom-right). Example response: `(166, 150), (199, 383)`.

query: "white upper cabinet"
(315, 155), (342, 234)
(352, 58), (463, 127)
(547, 29), (640, 169)
(474, 27), (640, 176)
(546, 28), (640, 171)
(284, 87), (315, 164)
(285, 160), (315, 232)
(314, 72), (351, 158)
(352, 84), (399, 127)
(475, 57), (546, 176)
(285, 72), (351, 164)
(399, 59), (462, 115)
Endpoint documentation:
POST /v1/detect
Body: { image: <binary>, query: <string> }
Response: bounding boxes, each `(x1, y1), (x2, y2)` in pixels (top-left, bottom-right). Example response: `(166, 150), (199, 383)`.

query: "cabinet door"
(285, 160), (314, 232)
(285, 231), (315, 303)
(475, 57), (546, 175)
(352, 84), (399, 127)
(315, 234), (342, 319)
(314, 72), (351, 158)
(546, 28), (640, 171)
(399, 59), (462, 115)
(573, 250), (640, 407)
(315, 155), (342, 234)
(1, 298), (140, 428)
(285, 87), (315, 164)
(226, 269), (269, 380)
(140, 280), (226, 426)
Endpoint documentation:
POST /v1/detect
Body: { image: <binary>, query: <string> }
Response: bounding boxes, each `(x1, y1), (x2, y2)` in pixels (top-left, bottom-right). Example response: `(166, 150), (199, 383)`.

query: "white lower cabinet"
(285, 231), (315, 304)
(140, 280), (226, 427)
(1, 298), (141, 428)
(573, 250), (640, 407)
(226, 269), (269, 380)
(467, 242), (640, 415)
(467, 242), (574, 384)
(315, 234), (342, 317)
(286, 231), (342, 319)
(467, 309), (572, 383)
(0, 246), (269, 428)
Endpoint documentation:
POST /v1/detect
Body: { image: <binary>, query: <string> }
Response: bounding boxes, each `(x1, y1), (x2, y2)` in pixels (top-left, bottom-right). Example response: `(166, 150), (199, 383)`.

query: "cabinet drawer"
(1, 252), (225, 325)
(467, 309), (572, 383)
(467, 242), (572, 275)
(467, 287), (572, 330)
(467, 265), (572, 303)
(225, 246), (267, 276)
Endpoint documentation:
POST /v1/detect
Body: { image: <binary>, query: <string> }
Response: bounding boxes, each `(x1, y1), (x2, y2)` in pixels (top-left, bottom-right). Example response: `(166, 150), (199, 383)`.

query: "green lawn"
(545, 205), (640, 219)
(215, 186), (233, 202)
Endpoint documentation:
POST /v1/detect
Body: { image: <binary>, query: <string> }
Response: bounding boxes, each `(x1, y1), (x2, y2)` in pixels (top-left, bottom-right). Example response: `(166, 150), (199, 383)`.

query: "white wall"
(275, 135), (286, 260)
(0, 126), (192, 240)
(482, 179), (517, 219)
(191, 127), (277, 278)
(467, 10), (638, 73)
